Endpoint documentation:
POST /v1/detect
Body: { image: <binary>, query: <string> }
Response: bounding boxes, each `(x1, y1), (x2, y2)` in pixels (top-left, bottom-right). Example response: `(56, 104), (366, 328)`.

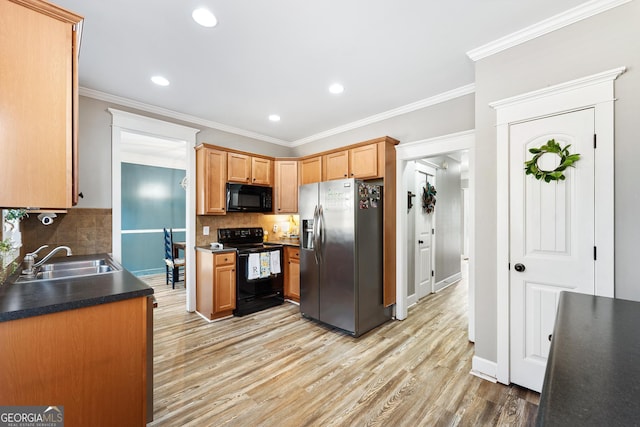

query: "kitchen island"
(536, 292), (640, 426)
(0, 253), (153, 426)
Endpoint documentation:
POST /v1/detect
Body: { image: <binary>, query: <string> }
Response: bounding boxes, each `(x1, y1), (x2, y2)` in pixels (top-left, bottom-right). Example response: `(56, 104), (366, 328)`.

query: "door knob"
(418, 240), (424, 244)
(514, 263), (526, 272)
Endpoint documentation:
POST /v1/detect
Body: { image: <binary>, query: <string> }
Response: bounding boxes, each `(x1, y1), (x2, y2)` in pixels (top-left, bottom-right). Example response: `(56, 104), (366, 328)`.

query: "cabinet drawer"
(214, 253), (236, 266)
(287, 248), (300, 260)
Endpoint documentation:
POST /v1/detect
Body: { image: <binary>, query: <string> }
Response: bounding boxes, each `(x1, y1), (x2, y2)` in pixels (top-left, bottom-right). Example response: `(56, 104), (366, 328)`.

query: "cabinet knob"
(514, 263), (526, 272)
(344, 173), (347, 177)
(351, 173), (354, 176)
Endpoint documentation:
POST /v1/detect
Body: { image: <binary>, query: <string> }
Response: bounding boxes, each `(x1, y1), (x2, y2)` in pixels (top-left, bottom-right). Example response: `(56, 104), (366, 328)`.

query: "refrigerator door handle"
(313, 205), (320, 265)
(318, 204), (324, 264)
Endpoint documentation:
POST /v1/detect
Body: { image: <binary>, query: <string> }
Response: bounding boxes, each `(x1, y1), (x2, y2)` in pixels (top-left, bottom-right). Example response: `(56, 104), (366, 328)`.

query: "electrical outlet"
(203, 226), (210, 236)
(273, 224), (279, 233)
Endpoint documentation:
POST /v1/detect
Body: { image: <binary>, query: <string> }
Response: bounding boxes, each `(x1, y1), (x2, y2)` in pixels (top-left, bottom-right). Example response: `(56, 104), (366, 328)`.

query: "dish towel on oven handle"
(248, 253), (260, 280)
(259, 252), (271, 278)
(270, 250), (281, 274)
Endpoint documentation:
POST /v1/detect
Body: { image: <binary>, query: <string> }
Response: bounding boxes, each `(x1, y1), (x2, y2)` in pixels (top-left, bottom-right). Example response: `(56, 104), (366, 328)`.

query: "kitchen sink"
(15, 257), (121, 283)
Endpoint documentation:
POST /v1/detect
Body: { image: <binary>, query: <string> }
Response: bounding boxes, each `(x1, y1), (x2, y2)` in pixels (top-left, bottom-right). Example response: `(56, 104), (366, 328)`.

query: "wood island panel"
(0, 297), (148, 426)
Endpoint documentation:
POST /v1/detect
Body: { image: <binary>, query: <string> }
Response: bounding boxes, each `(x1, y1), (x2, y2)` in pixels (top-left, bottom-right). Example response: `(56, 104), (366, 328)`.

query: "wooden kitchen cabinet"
(349, 143), (379, 179)
(196, 144), (227, 215)
(323, 143), (379, 181)
(196, 250), (236, 320)
(228, 153), (273, 186)
(227, 152), (252, 183)
(299, 156), (323, 185)
(0, 297), (149, 425)
(0, 0), (82, 208)
(275, 160), (298, 213)
(251, 157), (272, 185)
(323, 151), (350, 180)
(284, 246), (300, 302)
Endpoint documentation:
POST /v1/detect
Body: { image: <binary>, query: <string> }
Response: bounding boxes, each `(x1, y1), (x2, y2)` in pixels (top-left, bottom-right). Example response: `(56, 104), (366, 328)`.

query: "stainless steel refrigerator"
(299, 178), (392, 337)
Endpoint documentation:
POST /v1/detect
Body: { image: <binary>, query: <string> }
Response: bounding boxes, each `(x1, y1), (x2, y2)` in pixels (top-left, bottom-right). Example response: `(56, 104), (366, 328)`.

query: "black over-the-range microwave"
(226, 183), (273, 212)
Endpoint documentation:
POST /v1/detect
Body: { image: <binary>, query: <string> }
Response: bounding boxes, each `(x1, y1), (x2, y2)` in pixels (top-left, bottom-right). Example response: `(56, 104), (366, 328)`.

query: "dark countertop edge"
(195, 246), (237, 253)
(0, 287), (153, 322)
(267, 241), (300, 247)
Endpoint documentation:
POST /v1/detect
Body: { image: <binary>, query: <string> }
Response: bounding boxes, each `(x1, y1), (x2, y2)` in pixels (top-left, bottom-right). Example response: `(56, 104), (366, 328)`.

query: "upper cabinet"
(196, 145), (227, 215)
(274, 160), (298, 213)
(228, 153), (272, 186)
(299, 156), (323, 185)
(0, 0), (83, 208)
(323, 143), (379, 181)
(323, 151), (350, 181)
(251, 157), (272, 186)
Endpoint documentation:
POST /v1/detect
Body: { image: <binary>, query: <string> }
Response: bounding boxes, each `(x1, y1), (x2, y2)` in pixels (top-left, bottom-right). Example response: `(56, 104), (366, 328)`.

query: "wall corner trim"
(466, 0), (632, 61)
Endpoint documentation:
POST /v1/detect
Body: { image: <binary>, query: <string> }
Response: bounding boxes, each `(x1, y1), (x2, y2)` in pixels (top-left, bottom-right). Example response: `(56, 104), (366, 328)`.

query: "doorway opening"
(395, 130), (475, 341)
(109, 109), (199, 311)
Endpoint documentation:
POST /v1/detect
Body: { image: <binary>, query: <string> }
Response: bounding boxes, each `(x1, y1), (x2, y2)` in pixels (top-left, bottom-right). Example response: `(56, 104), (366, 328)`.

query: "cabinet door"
(275, 160), (298, 213)
(324, 151), (350, 181)
(299, 157), (322, 185)
(285, 247), (300, 302)
(251, 157), (272, 186)
(228, 153), (251, 183)
(196, 147), (227, 215)
(349, 144), (379, 179)
(214, 263), (236, 312)
(0, 1), (81, 208)
(288, 256), (300, 302)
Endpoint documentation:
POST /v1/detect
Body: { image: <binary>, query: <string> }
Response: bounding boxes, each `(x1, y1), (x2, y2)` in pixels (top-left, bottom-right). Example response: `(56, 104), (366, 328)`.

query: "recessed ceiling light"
(192, 8), (217, 28)
(268, 114), (281, 122)
(151, 75), (170, 86)
(329, 83), (344, 94)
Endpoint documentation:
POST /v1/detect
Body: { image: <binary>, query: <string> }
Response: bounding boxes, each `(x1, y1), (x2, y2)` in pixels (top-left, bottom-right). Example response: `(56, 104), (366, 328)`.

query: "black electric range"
(218, 227), (284, 316)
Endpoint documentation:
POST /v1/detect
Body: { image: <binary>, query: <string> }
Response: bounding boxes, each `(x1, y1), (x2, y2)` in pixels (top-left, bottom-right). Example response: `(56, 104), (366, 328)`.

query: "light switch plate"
(203, 226), (210, 236)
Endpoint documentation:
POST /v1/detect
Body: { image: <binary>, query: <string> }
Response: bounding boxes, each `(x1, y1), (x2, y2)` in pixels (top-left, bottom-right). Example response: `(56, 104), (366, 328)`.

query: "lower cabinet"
(196, 250), (236, 320)
(284, 246), (300, 302)
(0, 297), (150, 426)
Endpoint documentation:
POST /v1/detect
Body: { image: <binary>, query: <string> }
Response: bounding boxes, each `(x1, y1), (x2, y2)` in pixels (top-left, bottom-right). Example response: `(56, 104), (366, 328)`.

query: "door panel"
(415, 169), (434, 299)
(510, 108), (595, 392)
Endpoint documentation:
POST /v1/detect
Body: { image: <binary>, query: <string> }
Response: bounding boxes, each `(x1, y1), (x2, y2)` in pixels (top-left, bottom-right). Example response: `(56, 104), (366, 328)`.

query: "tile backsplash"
(197, 213), (299, 246)
(20, 208), (112, 258)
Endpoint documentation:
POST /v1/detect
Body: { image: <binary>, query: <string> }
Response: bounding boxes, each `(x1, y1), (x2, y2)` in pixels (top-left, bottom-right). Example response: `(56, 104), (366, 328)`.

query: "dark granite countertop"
(0, 253), (153, 322)
(537, 292), (640, 426)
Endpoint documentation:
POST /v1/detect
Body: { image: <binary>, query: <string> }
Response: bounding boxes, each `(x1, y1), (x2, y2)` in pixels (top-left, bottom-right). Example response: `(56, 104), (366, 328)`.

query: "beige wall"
(292, 94), (475, 156)
(75, 96), (293, 209)
(473, 1), (640, 362)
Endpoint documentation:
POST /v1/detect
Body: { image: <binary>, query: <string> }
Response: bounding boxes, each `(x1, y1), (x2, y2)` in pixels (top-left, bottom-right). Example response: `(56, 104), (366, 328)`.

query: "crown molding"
(81, 84), (475, 148)
(79, 87), (291, 147)
(291, 84), (475, 146)
(466, 0), (633, 62)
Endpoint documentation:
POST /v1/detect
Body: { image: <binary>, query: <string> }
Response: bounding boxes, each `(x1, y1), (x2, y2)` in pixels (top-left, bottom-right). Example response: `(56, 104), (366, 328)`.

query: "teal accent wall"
(121, 163), (186, 275)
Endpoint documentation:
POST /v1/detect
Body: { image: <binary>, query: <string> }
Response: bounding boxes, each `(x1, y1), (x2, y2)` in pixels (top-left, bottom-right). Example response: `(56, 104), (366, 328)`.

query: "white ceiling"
(56, 0), (590, 145)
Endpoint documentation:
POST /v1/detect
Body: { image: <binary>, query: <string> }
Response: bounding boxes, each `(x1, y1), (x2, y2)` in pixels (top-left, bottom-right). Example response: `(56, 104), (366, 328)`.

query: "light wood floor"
(144, 275), (539, 426)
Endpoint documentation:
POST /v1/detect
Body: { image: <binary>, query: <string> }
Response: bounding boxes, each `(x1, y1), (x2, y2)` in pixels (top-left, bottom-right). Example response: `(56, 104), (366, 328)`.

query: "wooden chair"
(163, 228), (185, 288)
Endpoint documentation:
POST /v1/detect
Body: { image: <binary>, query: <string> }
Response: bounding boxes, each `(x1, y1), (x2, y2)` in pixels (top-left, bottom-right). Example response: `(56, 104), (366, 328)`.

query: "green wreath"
(422, 182), (436, 214)
(524, 139), (580, 182)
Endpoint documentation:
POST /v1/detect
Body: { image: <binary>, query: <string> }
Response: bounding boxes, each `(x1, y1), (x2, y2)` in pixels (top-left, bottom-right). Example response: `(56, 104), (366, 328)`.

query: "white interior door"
(509, 108), (595, 392)
(415, 167), (435, 299)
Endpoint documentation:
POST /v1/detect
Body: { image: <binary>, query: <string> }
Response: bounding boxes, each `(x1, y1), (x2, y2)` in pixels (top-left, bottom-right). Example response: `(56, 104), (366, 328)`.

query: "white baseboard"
(435, 272), (462, 293)
(470, 355), (498, 383)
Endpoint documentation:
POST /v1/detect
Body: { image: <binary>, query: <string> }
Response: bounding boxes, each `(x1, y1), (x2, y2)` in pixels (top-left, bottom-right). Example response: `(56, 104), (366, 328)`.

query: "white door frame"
(109, 109), (200, 312)
(395, 130), (475, 342)
(491, 67), (624, 385)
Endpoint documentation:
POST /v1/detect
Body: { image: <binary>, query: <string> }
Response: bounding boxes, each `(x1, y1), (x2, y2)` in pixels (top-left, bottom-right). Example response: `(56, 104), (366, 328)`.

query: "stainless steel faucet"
(22, 245), (73, 277)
